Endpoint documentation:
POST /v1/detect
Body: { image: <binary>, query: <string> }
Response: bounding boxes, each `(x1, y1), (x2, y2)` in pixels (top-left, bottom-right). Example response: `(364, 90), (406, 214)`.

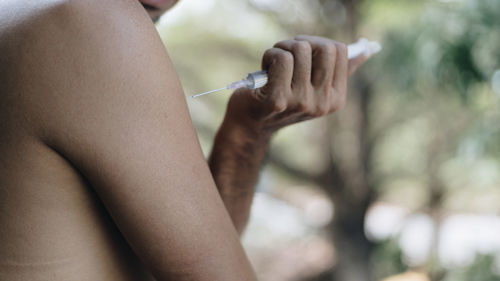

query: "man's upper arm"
(24, 1), (256, 280)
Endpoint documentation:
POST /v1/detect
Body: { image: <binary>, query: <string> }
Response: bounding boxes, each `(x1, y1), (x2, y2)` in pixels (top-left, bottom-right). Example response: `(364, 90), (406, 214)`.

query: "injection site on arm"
(190, 38), (381, 98)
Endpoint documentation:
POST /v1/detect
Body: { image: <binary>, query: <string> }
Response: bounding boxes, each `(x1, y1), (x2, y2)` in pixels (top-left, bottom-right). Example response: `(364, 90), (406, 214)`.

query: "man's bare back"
(0, 0), (364, 280)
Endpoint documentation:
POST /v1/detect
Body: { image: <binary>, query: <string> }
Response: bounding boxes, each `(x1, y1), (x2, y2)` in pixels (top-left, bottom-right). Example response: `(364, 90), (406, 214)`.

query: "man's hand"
(224, 35), (367, 137)
(209, 35), (368, 234)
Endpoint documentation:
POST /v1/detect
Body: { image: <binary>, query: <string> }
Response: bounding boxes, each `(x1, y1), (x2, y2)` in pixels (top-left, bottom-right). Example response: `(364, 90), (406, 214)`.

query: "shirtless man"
(0, 0), (367, 280)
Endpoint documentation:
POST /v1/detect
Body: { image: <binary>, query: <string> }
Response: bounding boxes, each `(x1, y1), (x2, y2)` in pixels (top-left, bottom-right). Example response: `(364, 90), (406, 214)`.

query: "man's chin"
(144, 10), (162, 23)
(140, 0), (179, 22)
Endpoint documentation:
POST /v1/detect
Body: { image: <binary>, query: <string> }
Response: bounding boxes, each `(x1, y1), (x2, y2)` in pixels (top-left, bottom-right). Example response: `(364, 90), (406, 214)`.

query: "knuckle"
(263, 48), (276, 61)
(319, 42), (337, 58)
(264, 48), (275, 57)
(316, 104), (330, 117)
(296, 99), (314, 114)
(271, 49), (293, 63)
(297, 101), (308, 112)
(331, 94), (346, 112)
(273, 40), (285, 48)
(292, 41), (311, 55)
(273, 99), (287, 113)
(278, 51), (294, 66)
(264, 48), (294, 67)
(273, 40), (292, 49)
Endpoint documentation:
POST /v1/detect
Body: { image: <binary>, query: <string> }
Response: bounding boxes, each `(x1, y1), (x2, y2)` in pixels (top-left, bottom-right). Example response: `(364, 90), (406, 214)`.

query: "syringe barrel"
(241, 40), (380, 91)
(246, 70), (268, 89)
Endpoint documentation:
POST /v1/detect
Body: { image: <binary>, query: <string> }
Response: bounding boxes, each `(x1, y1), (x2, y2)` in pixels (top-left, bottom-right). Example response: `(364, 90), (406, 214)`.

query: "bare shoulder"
(0, 0), (159, 66)
(0, 0), (183, 142)
(0, 0), (154, 40)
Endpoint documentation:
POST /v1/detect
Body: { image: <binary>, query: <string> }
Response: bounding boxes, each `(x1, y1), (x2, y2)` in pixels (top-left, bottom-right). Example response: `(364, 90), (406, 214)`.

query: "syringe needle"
(190, 86), (228, 99)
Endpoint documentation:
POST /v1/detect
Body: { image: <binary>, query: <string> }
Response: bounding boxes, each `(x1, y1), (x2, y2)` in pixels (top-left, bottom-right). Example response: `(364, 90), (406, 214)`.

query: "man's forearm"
(208, 117), (271, 235)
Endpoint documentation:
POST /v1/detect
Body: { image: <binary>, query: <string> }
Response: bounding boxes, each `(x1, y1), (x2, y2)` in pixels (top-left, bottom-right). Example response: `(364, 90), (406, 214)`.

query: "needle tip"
(189, 86), (229, 99)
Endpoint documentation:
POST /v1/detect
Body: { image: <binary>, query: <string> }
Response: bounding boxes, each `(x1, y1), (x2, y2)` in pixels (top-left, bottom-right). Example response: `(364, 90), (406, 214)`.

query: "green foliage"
(380, 0), (500, 101)
(371, 239), (408, 280)
(442, 254), (500, 281)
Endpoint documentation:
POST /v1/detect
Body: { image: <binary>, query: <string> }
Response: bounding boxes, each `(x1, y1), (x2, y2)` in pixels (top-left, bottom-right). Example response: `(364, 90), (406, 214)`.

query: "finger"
(295, 35), (336, 90)
(274, 40), (312, 89)
(332, 41), (348, 111)
(332, 42), (348, 87)
(328, 42), (348, 113)
(260, 47), (294, 112)
(348, 54), (369, 76)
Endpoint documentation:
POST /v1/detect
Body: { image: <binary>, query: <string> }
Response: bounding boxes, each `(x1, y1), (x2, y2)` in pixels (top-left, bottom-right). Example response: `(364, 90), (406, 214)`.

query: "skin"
(0, 0), (366, 280)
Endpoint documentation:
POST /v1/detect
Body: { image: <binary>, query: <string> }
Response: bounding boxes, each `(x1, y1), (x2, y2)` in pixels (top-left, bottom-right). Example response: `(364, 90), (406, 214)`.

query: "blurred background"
(155, 0), (500, 280)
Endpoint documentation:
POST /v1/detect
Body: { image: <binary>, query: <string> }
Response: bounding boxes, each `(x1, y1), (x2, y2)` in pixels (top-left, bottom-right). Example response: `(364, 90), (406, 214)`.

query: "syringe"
(190, 38), (381, 99)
